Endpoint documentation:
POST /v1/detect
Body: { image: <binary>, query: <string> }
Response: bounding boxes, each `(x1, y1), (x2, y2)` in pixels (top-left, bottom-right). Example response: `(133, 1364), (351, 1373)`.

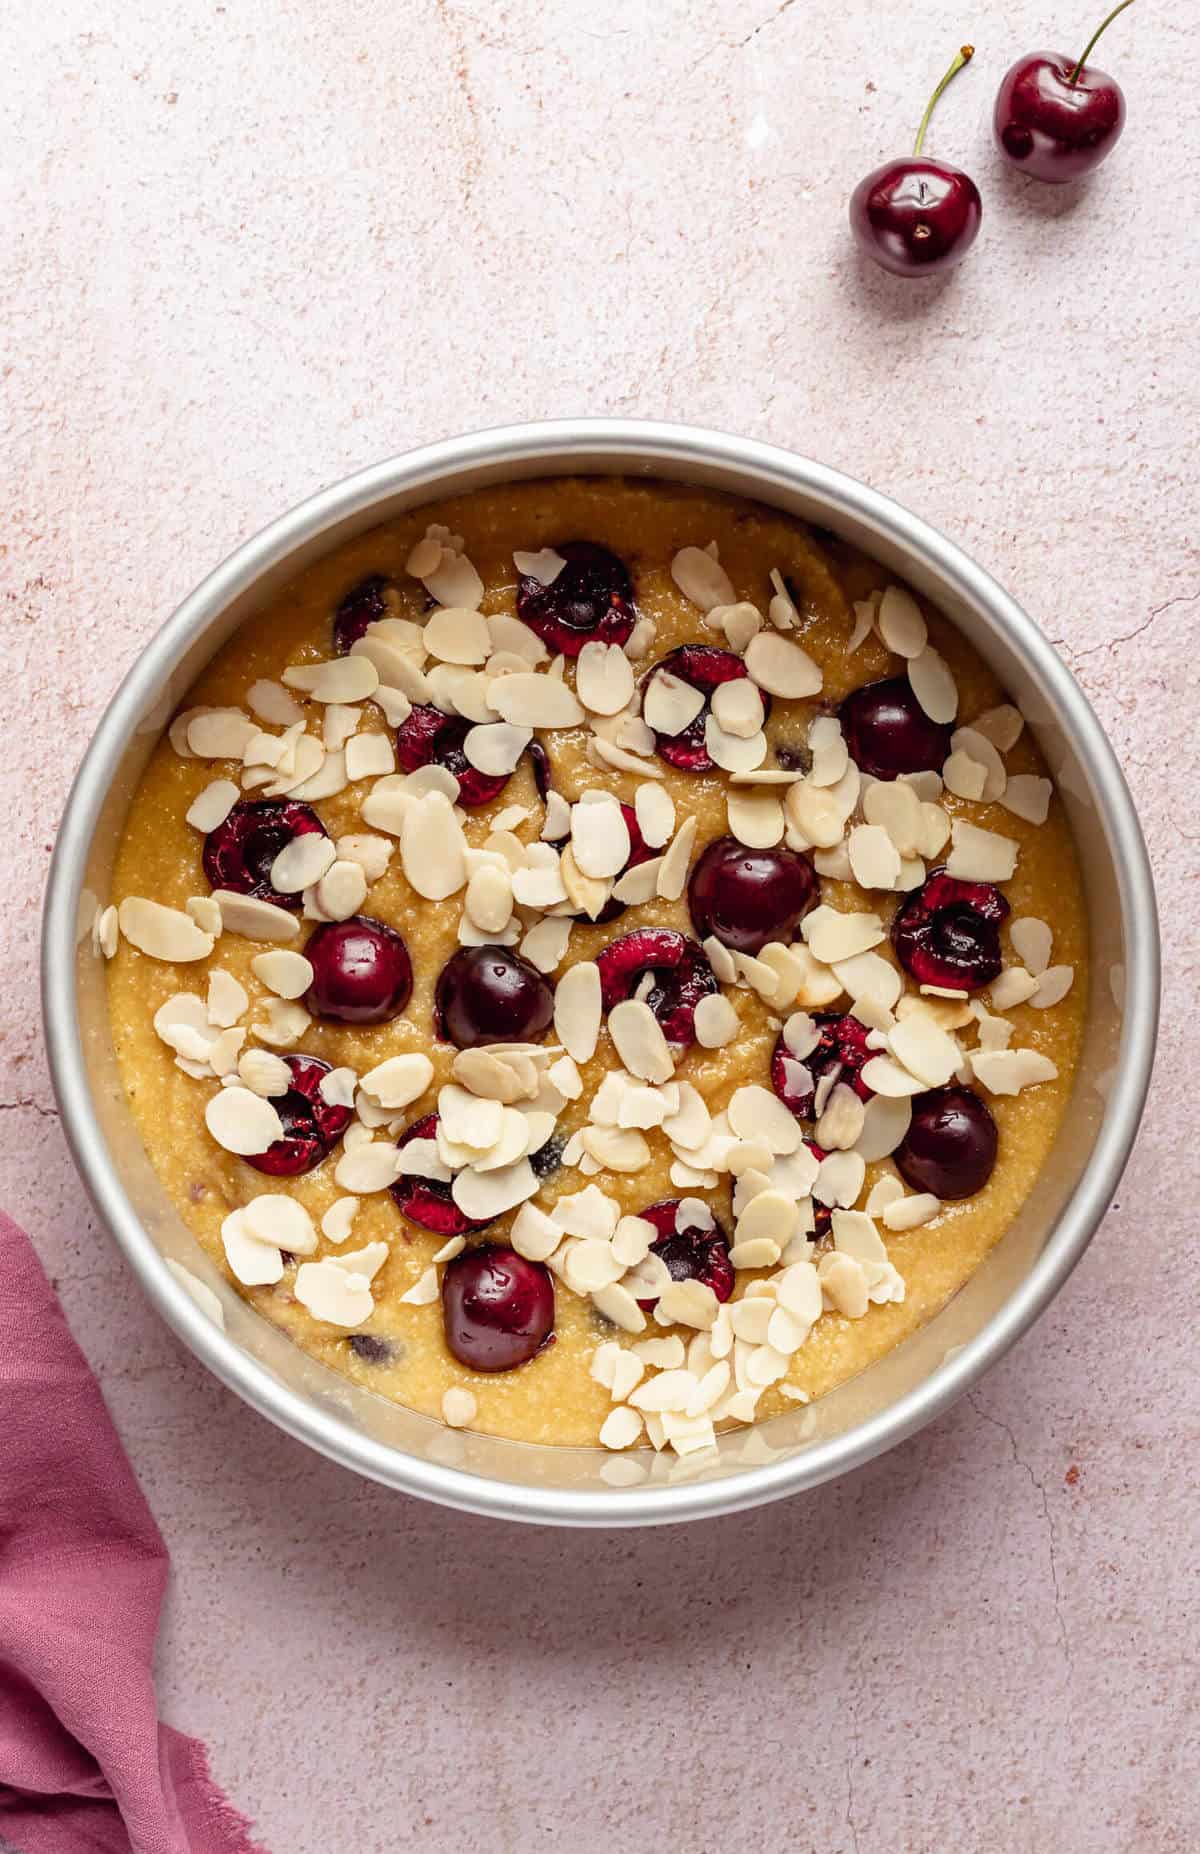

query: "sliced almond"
(671, 544), (734, 612)
(360, 1053), (434, 1110)
(704, 716), (767, 774)
(728, 789), (784, 849)
(185, 779), (240, 832)
(187, 709), (259, 759)
(1031, 964), (1074, 1008)
(313, 859), (369, 921)
(270, 831), (336, 895)
(554, 961), (602, 1065)
(1009, 917), (1052, 976)
(559, 845), (610, 919)
(571, 794), (631, 880)
(283, 656), (378, 704)
(247, 679), (304, 726)
(656, 814), (698, 900)
(221, 1211), (285, 1286)
(512, 546), (567, 585)
(211, 890), (299, 942)
(808, 715), (849, 787)
(643, 670), (706, 737)
(205, 1086), (283, 1156)
(847, 823), (902, 891)
(401, 790), (467, 900)
(877, 585), (928, 658)
(973, 704), (1025, 752)
(990, 966), (1040, 1010)
(999, 774), (1053, 826)
(608, 999), (675, 1084)
(728, 1085), (801, 1155)
(462, 722), (533, 781)
(576, 640), (635, 715)
(294, 1259), (374, 1327)
(887, 1015), (960, 1088)
(521, 916), (573, 973)
(815, 1081), (867, 1151)
(785, 780), (848, 849)
(465, 863), (514, 934)
(859, 1054), (926, 1098)
(855, 1092), (912, 1160)
(971, 1047), (1059, 1095)
(715, 601), (764, 652)
(907, 647), (958, 724)
(801, 904), (886, 964)
(951, 726), (1007, 802)
(744, 632), (822, 699)
(635, 782), (675, 848)
(693, 992), (739, 1049)
(118, 898), (214, 963)
(711, 679), (765, 739)
(945, 817), (1019, 883)
(423, 606), (491, 665)
(206, 969), (248, 1027)
(490, 673), (585, 729)
(942, 751), (988, 802)
(344, 732), (396, 781)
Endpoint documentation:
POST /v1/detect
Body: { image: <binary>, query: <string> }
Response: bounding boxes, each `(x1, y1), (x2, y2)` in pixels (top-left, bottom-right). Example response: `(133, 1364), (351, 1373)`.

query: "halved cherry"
(243, 1055), (352, 1176)
(516, 540), (636, 658)
(395, 704), (511, 808)
(389, 1112), (495, 1238)
(202, 800), (328, 911)
(892, 869), (1009, 992)
(643, 646), (768, 774)
(332, 574), (395, 653)
(637, 1198), (734, 1308)
(770, 1012), (875, 1120)
(595, 928), (718, 1048)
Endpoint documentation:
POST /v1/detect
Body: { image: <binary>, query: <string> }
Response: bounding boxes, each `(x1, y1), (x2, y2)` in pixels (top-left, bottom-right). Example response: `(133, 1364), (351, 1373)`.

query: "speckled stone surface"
(5, 3), (1198, 1849)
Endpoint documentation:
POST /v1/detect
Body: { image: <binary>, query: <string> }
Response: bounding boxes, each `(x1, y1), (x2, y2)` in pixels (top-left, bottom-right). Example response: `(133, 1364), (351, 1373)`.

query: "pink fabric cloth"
(0, 1212), (268, 1854)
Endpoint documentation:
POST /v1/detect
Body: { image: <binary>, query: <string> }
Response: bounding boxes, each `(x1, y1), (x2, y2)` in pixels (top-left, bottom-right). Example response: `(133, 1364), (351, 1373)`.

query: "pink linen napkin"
(0, 1211), (268, 1854)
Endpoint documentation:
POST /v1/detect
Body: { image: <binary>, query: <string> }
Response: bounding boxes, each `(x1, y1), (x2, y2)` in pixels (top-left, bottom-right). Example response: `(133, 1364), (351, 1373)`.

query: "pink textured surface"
(4, 3), (1197, 1849)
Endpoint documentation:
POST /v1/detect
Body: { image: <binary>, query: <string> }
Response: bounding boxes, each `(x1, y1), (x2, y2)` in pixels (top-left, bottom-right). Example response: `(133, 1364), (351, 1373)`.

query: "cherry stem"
(913, 45), (975, 157)
(1069, 0), (1136, 83)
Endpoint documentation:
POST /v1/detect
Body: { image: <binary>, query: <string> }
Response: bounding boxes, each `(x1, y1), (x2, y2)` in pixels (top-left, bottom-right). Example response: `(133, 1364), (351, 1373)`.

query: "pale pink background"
(4, 2), (1198, 1849)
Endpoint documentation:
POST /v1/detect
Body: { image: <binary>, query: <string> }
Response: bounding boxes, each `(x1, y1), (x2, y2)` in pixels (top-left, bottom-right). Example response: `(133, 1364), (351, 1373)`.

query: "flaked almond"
(855, 1091), (912, 1161)
(490, 672), (584, 729)
(554, 961), (602, 1065)
(942, 750), (987, 802)
(693, 992), (739, 1049)
(973, 704), (1025, 752)
(989, 966), (1040, 1010)
(612, 857), (663, 905)
(399, 1264), (440, 1306)
(634, 782), (675, 848)
(951, 725), (1007, 802)
(294, 1259), (373, 1327)
(423, 550), (484, 612)
(559, 844), (610, 919)
(815, 1081), (867, 1151)
(241, 1193), (319, 1254)
(877, 584), (927, 658)
(703, 716), (767, 774)
(711, 678), (765, 739)
(270, 831), (336, 895)
(205, 1085), (283, 1156)
(812, 1148), (866, 1209)
(185, 778), (240, 832)
(859, 1054), (927, 1098)
(887, 1014), (960, 1088)
(576, 640), (635, 714)
(819, 1251), (870, 1319)
(945, 817), (1019, 882)
(970, 1047), (1059, 1096)
(313, 859), (369, 921)
(1010, 916), (1052, 976)
(512, 547), (567, 585)
(883, 1192), (941, 1232)
(1031, 964), (1074, 1008)
(847, 823), (902, 891)
(212, 890), (299, 942)
(424, 605), (491, 665)
(999, 773), (1053, 826)
(727, 789), (784, 849)
(221, 1211), (285, 1287)
(401, 790), (467, 900)
(206, 969), (248, 1028)
(571, 794), (631, 880)
(247, 679), (304, 726)
(118, 898), (214, 963)
(862, 777), (923, 857)
(465, 863), (514, 934)
(187, 709), (259, 759)
(744, 631), (822, 699)
(907, 646), (958, 724)
(323, 704), (360, 752)
(784, 780), (847, 850)
(656, 814), (698, 900)
(809, 715), (848, 787)
(521, 916), (573, 974)
(344, 732), (396, 781)
(728, 1084), (801, 1155)
(671, 543), (734, 612)
(453, 1158), (540, 1221)
(608, 999), (675, 1083)
(283, 656), (378, 704)
(643, 669), (705, 737)
(360, 1053), (434, 1110)
(789, 944), (847, 1009)
(237, 1046), (292, 1096)
(801, 904), (886, 964)
(715, 601), (764, 653)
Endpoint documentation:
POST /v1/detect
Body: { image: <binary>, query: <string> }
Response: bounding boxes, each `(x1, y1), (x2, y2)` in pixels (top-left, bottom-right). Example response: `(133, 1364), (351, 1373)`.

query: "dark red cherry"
(850, 46), (982, 277)
(305, 915), (413, 1025)
(390, 1113), (495, 1237)
(441, 1244), (555, 1372)
(516, 540), (636, 658)
(770, 1012), (875, 1120)
(637, 1199), (734, 1308)
(994, 4), (1133, 182)
(892, 870), (1009, 992)
(643, 646), (766, 774)
(688, 836), (818, 955)
(202, 800), (327, 911)
(332, 574), (394, 653)
(395, 704), (511, 808)
(595, 929), (718, 1049)
(435, 946), (555, 1049)
(840, 676), (953, 781)
(895, 1085), (998, 1199)
(243, 1055), (352, 1176)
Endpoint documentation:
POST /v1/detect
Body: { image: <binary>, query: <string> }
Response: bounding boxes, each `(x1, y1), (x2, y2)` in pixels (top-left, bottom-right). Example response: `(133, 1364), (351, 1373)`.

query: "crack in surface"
(968, 1391), (1072, 1671)
(738, 0), (800, 48)
(844, 1698), (863, 1854)
(0, 1098), (59, 1119)
(1069, 587), (1198, 662)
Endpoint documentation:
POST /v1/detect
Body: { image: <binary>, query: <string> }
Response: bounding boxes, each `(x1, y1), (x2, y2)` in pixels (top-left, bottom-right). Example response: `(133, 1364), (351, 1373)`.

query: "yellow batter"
(107, 478), (1086, 1446)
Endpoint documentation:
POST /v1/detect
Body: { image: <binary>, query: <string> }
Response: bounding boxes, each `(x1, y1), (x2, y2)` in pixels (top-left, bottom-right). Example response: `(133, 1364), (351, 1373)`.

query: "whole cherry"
(850, 45), (983, 277)
(994, 2), (1134, 183)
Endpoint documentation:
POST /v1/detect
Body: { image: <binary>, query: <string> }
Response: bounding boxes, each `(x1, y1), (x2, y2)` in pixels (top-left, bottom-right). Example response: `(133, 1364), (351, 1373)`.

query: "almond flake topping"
(206, 969), (248, 1027)
(847, 823), (902, 891)
(973, 704), (1025, 751)
(205, 1086), (283, 1156)
(945, 818), (1019, 883)
(656, 815), (699, 901)
(951, 725), (1007, 802)
(608, 1000), (675, 1084)
(270, 831), (336, 895)
(571, 793), (630, 879)
(400, 790), (467, 900)
(294, 1259), (375, 1327)
(211, 890), (299, 942)
(424, 606), (491, 665)
(313, 860), (368, 922)
(728, 1085), (802, 1155)
(704, 714), (768, 774)
(942, 751), (987, 802)
(999, 774), (1053, 826)
(554, 961), (602, 1065)
(907, 646), (958, 724)
(693, 992), (739, 1049)
(442, 1387), (478, 1429)
(990, 966), (1040, 1010)
(282, 656), (379, 704)
(887, 1015), (960, 1088)
(877, 584), (928, 657)
(451, 1158), (538, 1221)
(971, 1047), (1059, 1096)
(221, 1211), (285, 1287)
(671, 544), (735, 612)
(728, 789), (784, 849)
(576, 640), (636, 714)
(118, 898), (215, 963)
(512, 547), (567, 585)
(643, 670), (706, 737)
(241, 1193), (319, 1253)
(490, 673), (585, 729)
(360, 1053), (434, 1110)
(400, 1265), (440, 1306)
(744, 631), (822, 699)
(186, 779), (240, 832)
(1010, 916), (1052, 976)
(801, 904), (886, 965)
(344, 732), (396, 781)
(187, 710), (259, 760)
(711, 679), (765, 739)
(1031, 965), (1074, 1008)
(634, 783), (675, 848)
